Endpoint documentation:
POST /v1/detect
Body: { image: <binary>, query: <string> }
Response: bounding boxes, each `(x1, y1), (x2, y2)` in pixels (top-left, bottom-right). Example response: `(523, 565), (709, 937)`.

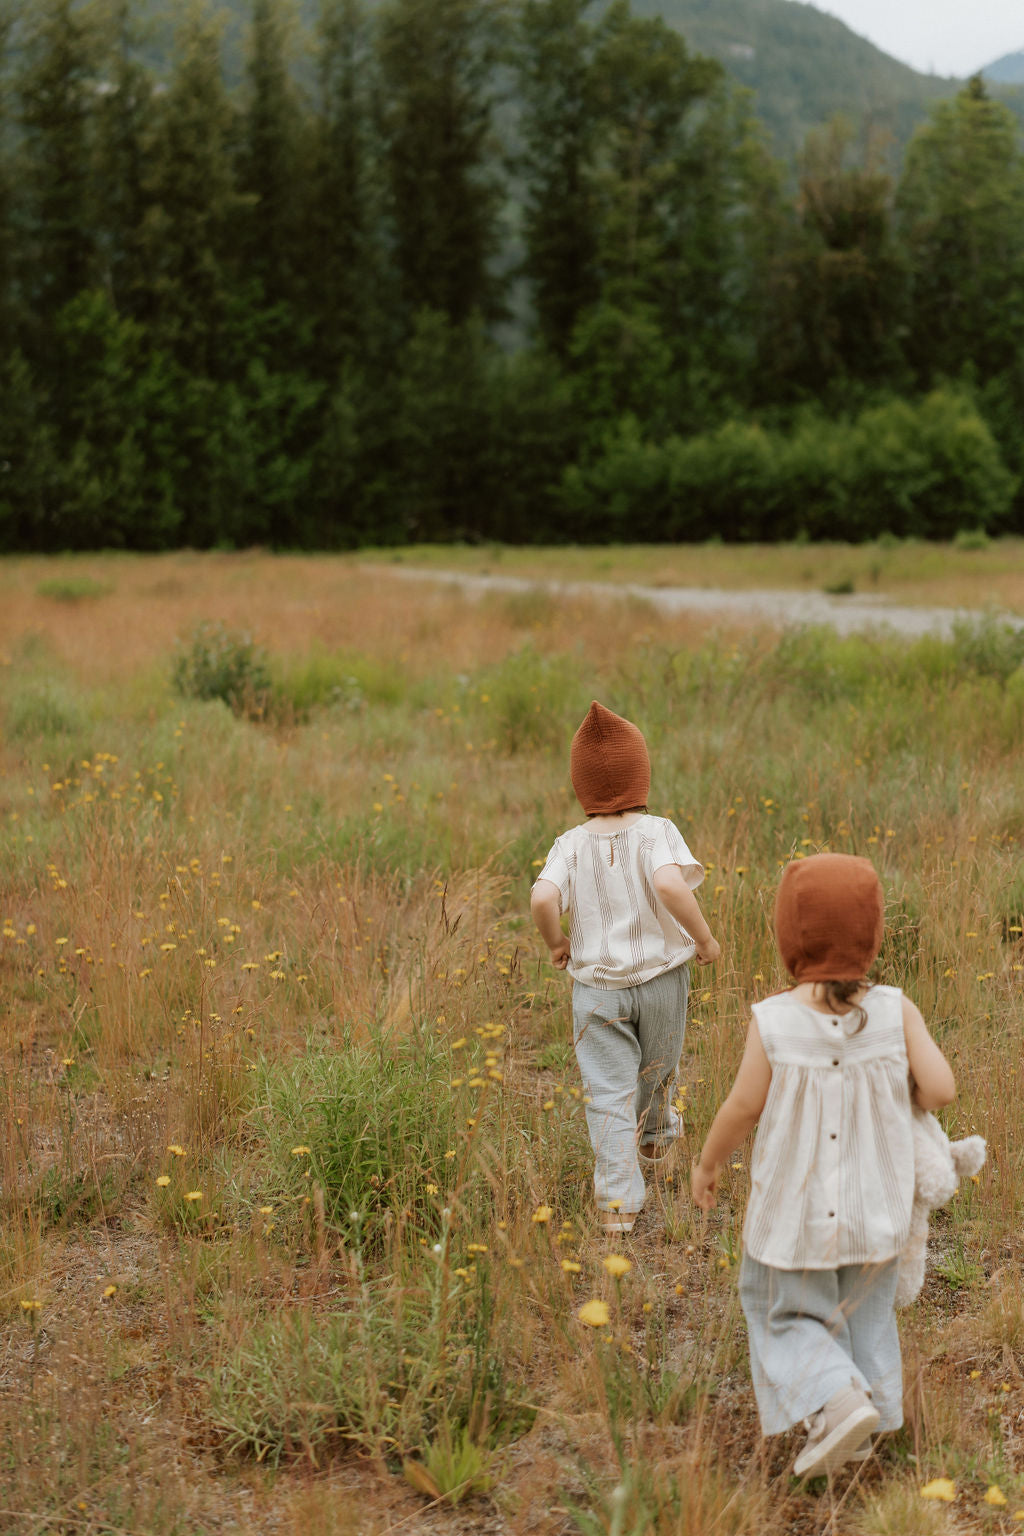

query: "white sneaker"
(793, 1384), (880, 1478)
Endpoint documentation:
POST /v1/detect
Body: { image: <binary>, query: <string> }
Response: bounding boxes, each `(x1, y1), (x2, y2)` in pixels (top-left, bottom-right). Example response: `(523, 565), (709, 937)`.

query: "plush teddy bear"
(895, 1107), (987, 1307)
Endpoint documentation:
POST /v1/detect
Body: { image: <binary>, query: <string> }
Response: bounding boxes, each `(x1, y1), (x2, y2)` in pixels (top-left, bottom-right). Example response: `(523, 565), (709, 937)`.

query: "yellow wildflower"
(984, 1487), (1008, 1507)
(602, 1255), (632, 1279)
(578, 1299), (611, 1328)
(532, 1205), (553, 1224)
(156, 1175), (171, 1187)
(919, 1479), (956, 1502)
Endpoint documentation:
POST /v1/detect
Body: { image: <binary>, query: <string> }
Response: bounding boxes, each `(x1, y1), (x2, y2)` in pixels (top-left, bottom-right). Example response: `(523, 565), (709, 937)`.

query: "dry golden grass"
(1, 551), (1023, 1534)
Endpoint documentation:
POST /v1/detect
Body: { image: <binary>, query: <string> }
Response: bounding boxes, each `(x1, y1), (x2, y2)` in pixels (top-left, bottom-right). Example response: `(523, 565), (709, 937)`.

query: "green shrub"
(171, 621), (271, 717)
(273, 648), (407, 718)
(954, 526), (992, 551)
(950, 613), (1024, 683)
(35, 575), (111, 602)
(559, 391), (1017, 543)
(5, 681), (86, 740)
(469, 644), (588, 754)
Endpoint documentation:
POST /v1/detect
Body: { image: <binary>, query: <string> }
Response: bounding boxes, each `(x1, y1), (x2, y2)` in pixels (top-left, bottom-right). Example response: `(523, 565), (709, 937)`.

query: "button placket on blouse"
(822, 1017), (843, 1220)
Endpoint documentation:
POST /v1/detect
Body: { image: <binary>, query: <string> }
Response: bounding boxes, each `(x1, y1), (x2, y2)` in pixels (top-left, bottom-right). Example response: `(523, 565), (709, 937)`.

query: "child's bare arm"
(531, 879), (570, 969)
(903, 996), (955, 1109)
(652, 864), (720, 963)
(692, 1020), (771, 1209)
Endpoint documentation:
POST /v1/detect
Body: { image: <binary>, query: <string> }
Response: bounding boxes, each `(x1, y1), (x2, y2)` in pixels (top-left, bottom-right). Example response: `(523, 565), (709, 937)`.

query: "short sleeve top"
(742, 985), (914, 1271)
(535, 815), (703, 989)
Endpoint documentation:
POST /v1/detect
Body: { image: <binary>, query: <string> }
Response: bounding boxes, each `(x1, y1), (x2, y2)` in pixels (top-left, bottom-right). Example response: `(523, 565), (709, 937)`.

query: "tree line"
(1, 0), (1023, 550)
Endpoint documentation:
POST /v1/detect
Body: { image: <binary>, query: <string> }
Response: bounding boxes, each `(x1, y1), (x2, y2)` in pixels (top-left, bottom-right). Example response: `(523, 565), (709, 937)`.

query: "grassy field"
(359, 537), (1024, 613)
(2, 548), (1024, 1535)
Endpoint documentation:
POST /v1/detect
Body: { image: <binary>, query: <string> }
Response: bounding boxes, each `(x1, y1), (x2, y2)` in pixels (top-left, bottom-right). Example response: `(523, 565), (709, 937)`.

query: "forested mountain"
(985, 51), (1024, 87)
(155, 0), (1024, 160)
(635, 0), (1024, 159)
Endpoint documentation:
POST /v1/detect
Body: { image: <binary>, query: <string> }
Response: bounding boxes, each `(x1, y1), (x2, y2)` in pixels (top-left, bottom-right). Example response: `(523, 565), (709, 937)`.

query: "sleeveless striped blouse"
(743, 985), (914, 1270)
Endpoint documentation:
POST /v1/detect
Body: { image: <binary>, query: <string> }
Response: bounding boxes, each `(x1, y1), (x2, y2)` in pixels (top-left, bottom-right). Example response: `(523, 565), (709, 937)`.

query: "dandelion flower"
(984, 1487), (1008, 1507)
(19, 1299), (41, 1313)
(167, 1144), (185, 1157)
(103, 1285), (117, 1299)
(561, 1260), (582, 1273)
(259, 1205), (274, 1215)
(184, 1190), (203, 1203)
(156, 1175), (171, 1187)
(602, 1255), (632, 1278)
(578, 1299), (611, 1328)
(290, 1145), (311, 1156)
(532, 1205), (553, 1224)
(919, 1479), (956, 1502)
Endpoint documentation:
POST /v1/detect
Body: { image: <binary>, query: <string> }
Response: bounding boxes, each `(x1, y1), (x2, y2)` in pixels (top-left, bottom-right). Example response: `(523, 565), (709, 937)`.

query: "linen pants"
(739, 1252), (904, 1435)
(571, 967), (689, 1214)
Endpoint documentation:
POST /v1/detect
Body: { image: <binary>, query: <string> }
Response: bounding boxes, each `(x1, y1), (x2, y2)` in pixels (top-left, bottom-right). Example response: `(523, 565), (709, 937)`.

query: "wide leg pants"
(739, 1252), (904, 1435)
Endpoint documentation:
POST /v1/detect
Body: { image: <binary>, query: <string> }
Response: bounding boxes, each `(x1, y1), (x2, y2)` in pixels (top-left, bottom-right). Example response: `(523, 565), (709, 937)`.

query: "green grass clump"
(35, 575), (111, 602)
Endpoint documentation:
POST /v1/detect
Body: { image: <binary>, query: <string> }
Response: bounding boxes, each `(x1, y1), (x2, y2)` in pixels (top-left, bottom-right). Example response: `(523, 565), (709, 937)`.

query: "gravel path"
(372, 564), (1024, 639)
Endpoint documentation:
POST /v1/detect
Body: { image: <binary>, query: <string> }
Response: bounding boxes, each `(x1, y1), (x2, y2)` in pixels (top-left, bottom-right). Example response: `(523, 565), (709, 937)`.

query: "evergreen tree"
(897, 77), (1024, 385)
(516, 0), (600, 359)
(376, 0), (506, 326)
(93, 0), (156, 319)
(15, 0), (101, 346)
(306, 0), (389, 371)
(766, 119), (907, 397)
(0, 1), (17, 346)
(237, 0), (303, 315)
(137, 0), (242, 377)
(588, 2), (721, 308)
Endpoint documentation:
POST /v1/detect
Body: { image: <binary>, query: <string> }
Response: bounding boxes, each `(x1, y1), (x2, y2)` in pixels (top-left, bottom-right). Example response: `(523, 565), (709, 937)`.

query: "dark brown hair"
(818, 977), (873, 1033)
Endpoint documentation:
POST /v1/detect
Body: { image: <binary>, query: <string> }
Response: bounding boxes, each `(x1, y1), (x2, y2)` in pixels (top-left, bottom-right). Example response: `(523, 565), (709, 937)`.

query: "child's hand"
(548, 938), (570, 970)
(691, 1160), (719, 1210)
(695, 936), (720, 965)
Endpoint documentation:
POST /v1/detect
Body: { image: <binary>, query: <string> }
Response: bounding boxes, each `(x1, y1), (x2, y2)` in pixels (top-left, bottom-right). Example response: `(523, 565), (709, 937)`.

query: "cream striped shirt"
(536, 815), (703, 989)
(743, 985), (914, 1270)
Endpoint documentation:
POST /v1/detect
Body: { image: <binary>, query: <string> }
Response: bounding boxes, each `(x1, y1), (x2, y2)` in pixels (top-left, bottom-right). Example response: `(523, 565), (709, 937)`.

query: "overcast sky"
(807, 0), (1024, 79)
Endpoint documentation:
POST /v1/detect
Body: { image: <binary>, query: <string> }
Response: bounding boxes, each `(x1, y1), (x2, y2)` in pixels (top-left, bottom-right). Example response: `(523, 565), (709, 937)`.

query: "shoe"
(793, 1384), (880, 1478)
(600, 1208), (638, 1234)
(849, 1439), (872, 1462)
(638, 1139), (679, 1179)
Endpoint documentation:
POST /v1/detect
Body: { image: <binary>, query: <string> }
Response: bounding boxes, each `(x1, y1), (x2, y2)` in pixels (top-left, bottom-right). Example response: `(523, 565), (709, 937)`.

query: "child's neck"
(583, 810), (644, 832)
(793, 980), (867, 1014)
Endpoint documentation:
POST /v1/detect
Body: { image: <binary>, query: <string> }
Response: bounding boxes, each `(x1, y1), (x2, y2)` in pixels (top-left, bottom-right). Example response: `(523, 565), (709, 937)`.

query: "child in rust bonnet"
(531, 702), (720, 1235)
(693, 854), (956, 1479)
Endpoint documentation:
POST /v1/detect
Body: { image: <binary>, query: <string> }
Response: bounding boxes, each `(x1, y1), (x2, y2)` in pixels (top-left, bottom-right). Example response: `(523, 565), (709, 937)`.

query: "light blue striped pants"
(739, 1252), (904, 1435)
(571, 967), (689, 1214)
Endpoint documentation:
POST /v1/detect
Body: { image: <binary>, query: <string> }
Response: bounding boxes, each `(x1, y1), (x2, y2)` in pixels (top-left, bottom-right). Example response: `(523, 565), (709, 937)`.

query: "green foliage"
(949, 614), (1024, 683)
(171, 621), (272, 717)
(469, 643), (589, 754)
(35, 574), (110, 601)
(273, 649), (407, 717)
(250, 1031), (469, 1241)
(560, 390), (1017, 542)
(5, 680), (86, 741)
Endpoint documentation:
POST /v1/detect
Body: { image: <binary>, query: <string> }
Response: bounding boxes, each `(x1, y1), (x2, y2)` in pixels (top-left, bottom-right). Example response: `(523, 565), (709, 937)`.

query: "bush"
(559, 390), (1017, 542)
(171, 622), (271, 718)
(950, 613), (1024, 683)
